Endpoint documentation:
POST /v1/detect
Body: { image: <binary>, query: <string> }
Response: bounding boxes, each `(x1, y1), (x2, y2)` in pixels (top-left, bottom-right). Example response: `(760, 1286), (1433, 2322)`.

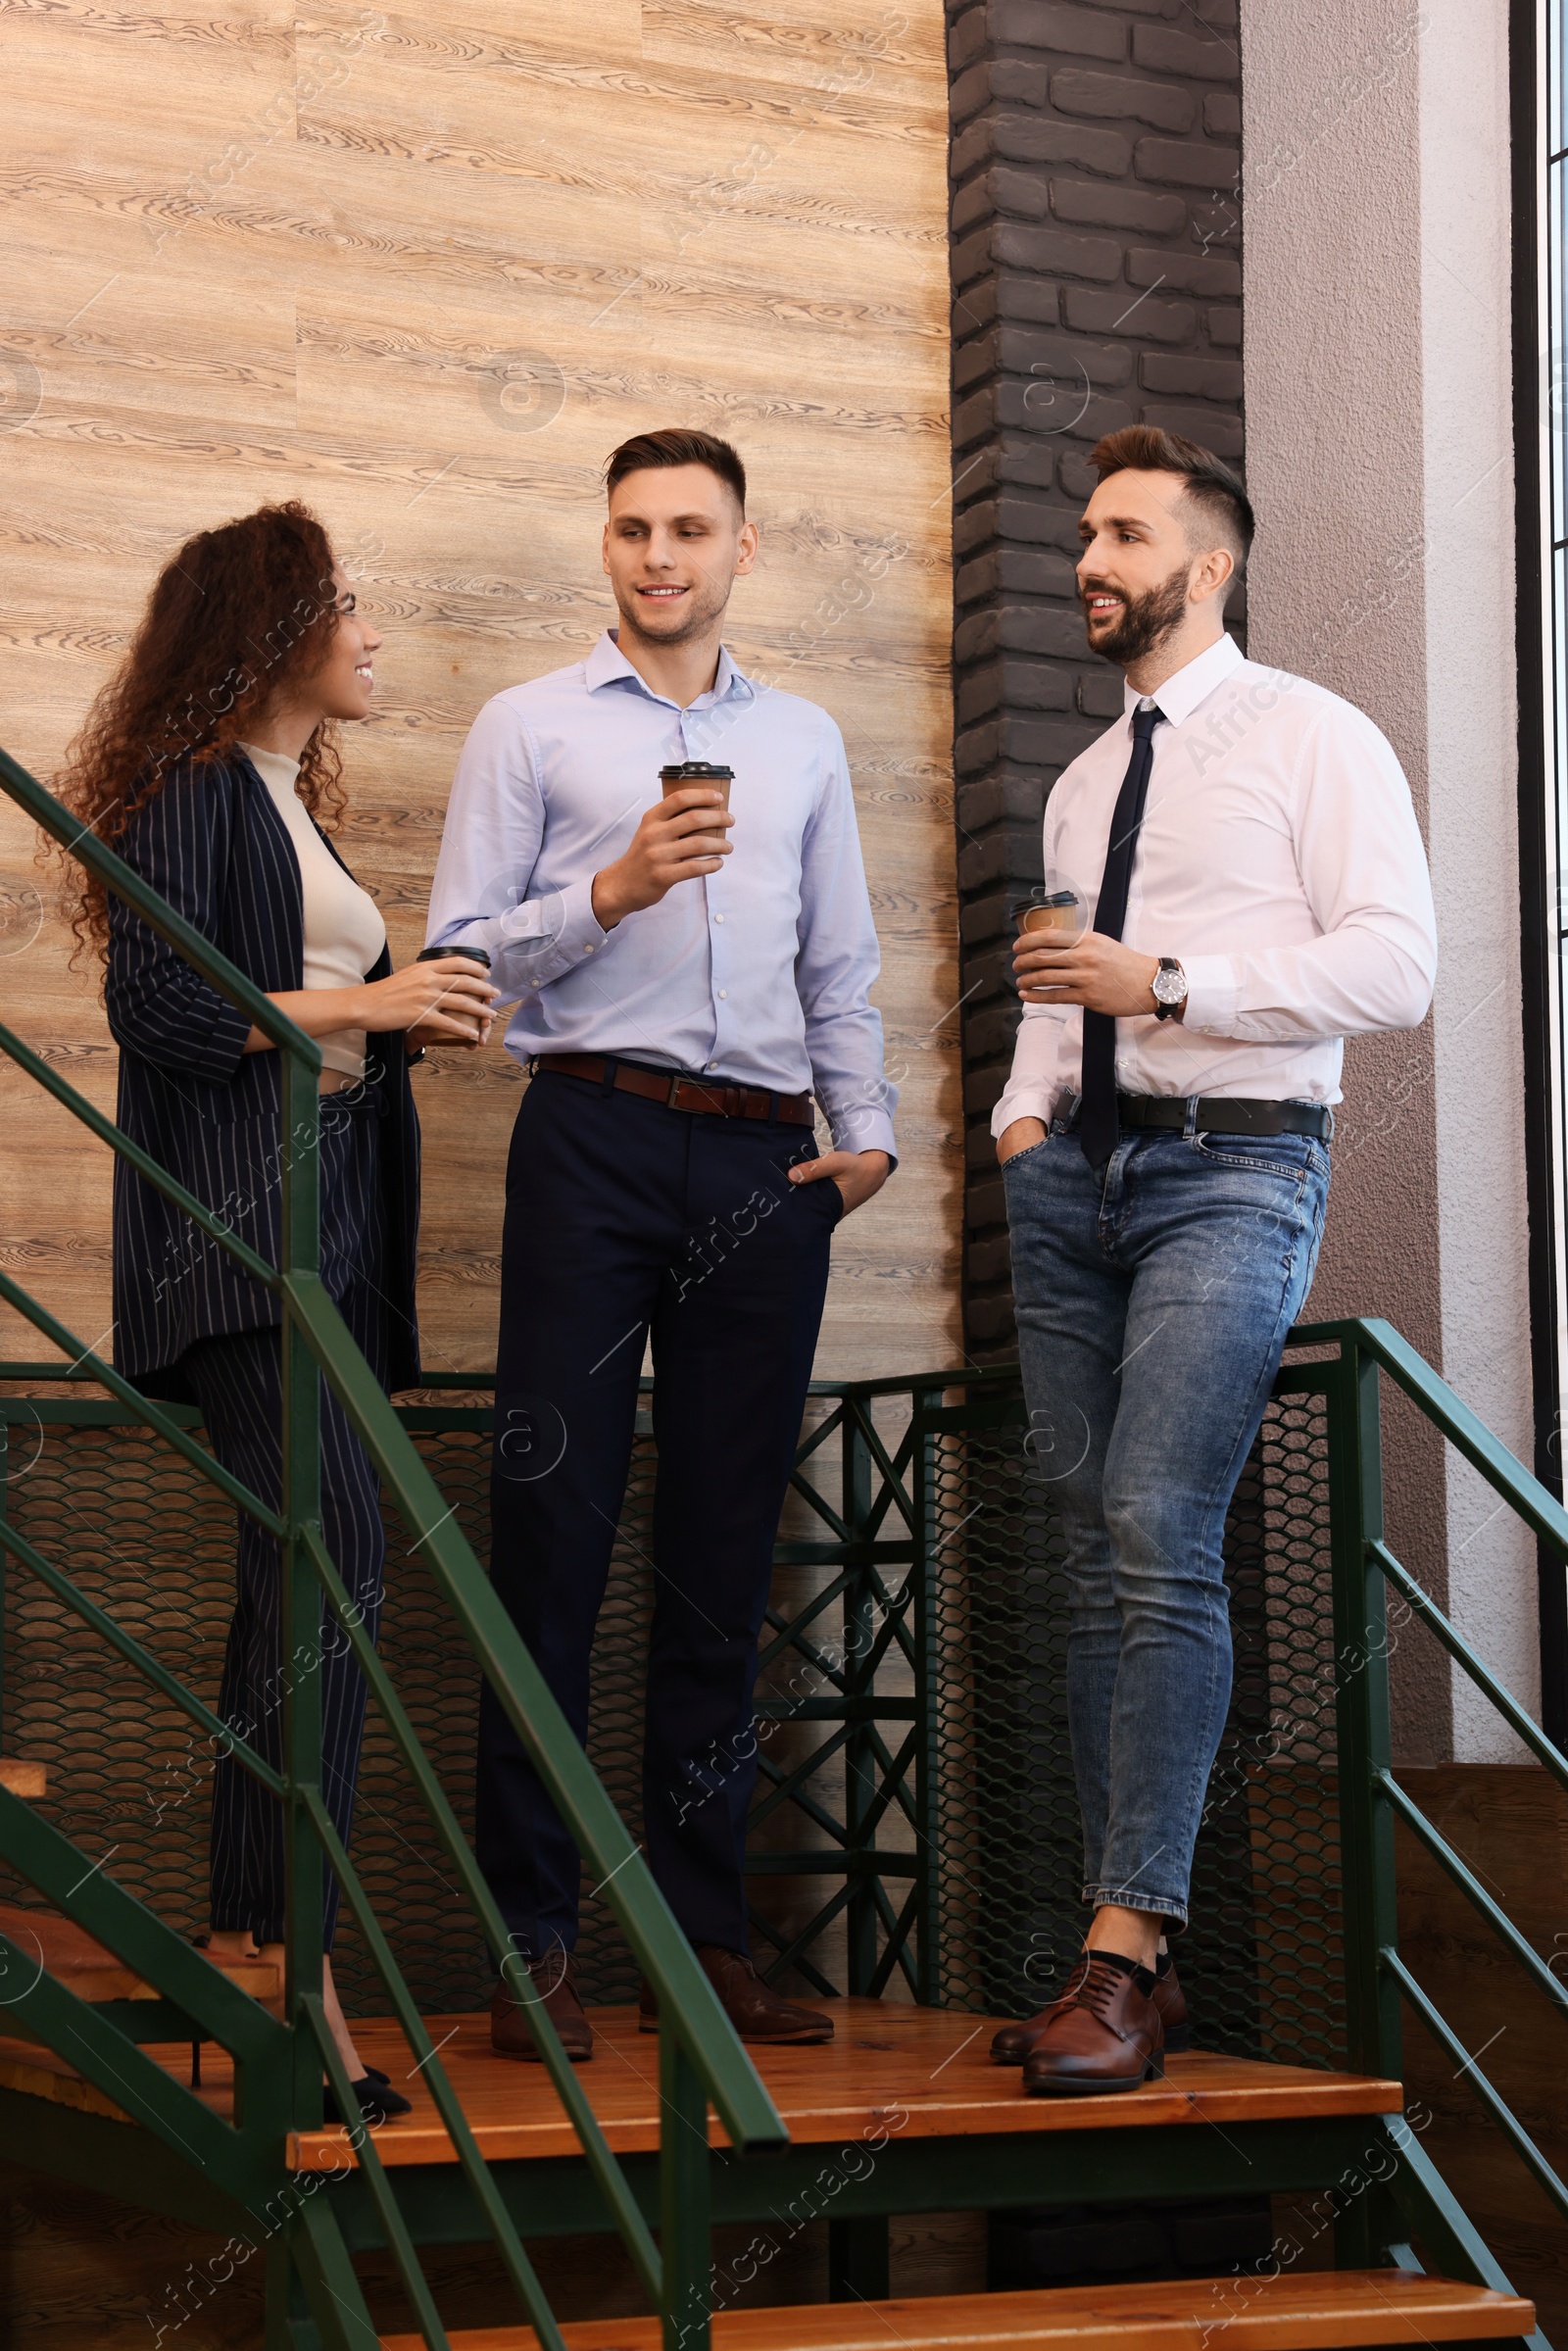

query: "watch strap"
(1153, 956), (1187, 1021)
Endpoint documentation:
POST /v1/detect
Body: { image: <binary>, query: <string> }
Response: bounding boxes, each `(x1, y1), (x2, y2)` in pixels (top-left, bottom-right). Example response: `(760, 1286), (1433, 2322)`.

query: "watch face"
(1152, 964), (1185, 1004)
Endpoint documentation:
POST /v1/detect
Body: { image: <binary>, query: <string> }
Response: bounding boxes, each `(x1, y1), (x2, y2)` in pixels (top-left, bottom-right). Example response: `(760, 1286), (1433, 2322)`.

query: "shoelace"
(1051, 1952), (1094, 2005)
(1062, 1953), (1140, 2043)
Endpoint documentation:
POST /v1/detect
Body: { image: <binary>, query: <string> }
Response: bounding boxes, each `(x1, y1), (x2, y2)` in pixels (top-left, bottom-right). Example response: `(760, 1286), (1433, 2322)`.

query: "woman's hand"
(244, 957), (498, 1054)
(372, 955), (498, 1050)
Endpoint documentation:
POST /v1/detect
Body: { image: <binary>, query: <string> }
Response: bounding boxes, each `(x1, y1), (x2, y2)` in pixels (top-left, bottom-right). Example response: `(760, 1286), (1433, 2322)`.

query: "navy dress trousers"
(476, 1064), (840, 1960)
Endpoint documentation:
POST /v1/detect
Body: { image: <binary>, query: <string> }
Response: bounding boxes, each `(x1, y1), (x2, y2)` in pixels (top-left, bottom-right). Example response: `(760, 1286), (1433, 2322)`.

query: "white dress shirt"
(425, 631), (897, 1158)
(991, 632), (1438, 1135)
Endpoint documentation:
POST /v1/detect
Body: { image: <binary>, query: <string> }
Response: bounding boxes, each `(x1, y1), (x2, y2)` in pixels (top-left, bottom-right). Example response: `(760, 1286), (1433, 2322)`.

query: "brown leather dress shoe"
(991, 1952), (1188, 2064)
(490, 1954), (593, 2062)
(1019, 1952), (1163, 2095)
(640, 1945), (834, 2043)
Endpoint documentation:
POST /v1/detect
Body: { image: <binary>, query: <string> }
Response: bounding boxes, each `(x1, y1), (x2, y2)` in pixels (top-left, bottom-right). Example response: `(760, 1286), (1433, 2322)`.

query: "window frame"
(1515, 0), (1568, 1739)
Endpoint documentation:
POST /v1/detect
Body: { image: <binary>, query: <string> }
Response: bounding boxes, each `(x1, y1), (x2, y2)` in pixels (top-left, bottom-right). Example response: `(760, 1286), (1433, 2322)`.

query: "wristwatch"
(1152, 957), (1188, 1021)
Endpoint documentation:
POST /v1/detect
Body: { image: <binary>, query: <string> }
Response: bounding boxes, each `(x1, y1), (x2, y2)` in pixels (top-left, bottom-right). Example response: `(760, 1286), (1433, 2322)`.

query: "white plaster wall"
(1242, 0), (1540, 1753)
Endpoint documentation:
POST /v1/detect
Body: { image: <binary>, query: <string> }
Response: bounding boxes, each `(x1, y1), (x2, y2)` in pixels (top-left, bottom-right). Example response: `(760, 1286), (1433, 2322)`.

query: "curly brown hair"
(55, 500), (350, 957)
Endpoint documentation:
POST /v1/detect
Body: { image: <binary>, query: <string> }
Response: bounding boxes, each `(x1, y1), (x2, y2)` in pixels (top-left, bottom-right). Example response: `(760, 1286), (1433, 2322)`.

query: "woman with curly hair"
(57, 501), (495, 2121)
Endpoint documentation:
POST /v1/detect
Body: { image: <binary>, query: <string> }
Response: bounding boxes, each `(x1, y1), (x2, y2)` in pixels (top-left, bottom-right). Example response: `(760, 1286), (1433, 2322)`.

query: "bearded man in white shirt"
(986, 425), (1437, 2096)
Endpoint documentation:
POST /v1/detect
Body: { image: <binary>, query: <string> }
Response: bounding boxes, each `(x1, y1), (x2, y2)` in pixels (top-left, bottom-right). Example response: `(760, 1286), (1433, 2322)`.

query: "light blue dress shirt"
(424, 630), (898, 1158)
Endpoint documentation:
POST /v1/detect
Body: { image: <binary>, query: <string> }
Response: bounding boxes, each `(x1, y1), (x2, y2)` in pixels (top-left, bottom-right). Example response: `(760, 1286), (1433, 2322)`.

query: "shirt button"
(583, 945), (595, 955)
(713, 913), (725, 923)
(717, 989), (728, 1001)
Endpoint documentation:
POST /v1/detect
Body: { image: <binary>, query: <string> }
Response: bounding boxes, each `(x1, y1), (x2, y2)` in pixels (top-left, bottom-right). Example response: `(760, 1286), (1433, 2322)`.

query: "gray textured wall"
(945, 0), (1543, 1754)
(1241, 0), (1537, 1757)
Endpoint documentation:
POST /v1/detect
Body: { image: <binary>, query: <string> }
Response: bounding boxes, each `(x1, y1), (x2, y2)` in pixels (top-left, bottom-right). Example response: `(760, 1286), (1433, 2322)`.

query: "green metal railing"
(0, 746), (784, 2351)
(2, 729), (1566, 2330)
(1302, 1314), (1568, 2262)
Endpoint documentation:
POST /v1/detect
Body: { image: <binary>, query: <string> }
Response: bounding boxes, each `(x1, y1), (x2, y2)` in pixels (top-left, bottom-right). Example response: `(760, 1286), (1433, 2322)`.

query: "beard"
(1081, 563), (1191, 666)
(613, 571), (732, 650)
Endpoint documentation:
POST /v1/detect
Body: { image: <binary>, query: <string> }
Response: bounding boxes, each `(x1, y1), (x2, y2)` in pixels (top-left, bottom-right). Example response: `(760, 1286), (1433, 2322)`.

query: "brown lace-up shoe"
(490, 1952), (594, 2062)
(991, 1952), (1188, 2064)
(640, 1945), (834, 2043)
(1019, 1951), (1164, 2095)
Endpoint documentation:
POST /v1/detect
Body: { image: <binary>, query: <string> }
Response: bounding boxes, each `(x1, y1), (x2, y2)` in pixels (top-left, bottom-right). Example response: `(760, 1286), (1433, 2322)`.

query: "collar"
(237, 740), (302, 794)
(1122, 630), (1244, 731)
(583, 627), (754, 710)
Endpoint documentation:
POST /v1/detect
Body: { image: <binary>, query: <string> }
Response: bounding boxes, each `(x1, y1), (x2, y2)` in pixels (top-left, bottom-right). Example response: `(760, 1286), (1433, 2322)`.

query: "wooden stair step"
(379, 2271), (1535, 2350)
(0, 1761), (46, 1797)
(0, 2000), (1401, 2159)
(0, 1901), (280, 2005)
(285, 1999), (1400, 2172)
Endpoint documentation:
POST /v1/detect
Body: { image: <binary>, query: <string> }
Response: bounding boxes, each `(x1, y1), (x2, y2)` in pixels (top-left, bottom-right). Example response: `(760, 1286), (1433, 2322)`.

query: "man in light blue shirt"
(425, 426), (896, 2061)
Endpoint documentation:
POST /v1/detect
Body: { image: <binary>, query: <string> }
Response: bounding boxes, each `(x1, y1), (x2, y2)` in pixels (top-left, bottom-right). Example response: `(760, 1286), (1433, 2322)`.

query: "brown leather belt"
(536, 1053), (814, 1128)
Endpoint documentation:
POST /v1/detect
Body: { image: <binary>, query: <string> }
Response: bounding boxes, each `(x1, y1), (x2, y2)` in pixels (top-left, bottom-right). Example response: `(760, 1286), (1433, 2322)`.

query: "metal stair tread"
(0, 1899), (280, 2004)
(0, 1998), (1401, 2163)
(377, 2270), (1535, 2350)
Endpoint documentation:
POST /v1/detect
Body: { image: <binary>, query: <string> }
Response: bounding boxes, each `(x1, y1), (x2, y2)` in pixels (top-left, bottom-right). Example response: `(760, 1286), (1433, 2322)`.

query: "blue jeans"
(1004, 1115), (1329, 1928)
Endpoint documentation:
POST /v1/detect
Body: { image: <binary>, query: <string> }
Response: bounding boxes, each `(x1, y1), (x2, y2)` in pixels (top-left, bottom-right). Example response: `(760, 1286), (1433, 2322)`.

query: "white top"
(991, 632), (1439, 1135)
(241, 745), (386, 1081)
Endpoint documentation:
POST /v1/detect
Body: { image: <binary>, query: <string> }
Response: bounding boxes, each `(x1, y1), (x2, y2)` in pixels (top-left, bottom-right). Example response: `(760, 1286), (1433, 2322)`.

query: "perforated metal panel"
(0, 1396), (660, 2015)
(925, 1379), (1346, 2065)
(0, 1410), (237, 1945)
(339, 1410), (660, 2015)
(0, 1368), (1347, 2062)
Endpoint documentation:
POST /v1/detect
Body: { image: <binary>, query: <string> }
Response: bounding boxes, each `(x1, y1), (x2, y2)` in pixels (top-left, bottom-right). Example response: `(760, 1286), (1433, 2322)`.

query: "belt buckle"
(665, 1071), (688, 1110)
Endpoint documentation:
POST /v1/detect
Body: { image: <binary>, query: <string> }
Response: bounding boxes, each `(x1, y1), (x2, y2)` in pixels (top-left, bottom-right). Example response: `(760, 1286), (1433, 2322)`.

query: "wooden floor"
(379, 2270), (1536, 2350)
(0, 1900), (278, 2005)
(0, 1998), (1401, 2172)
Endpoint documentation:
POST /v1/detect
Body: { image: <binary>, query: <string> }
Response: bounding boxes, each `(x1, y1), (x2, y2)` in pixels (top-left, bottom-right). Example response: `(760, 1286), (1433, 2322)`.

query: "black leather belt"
(1065, 1092), (1332, 1141)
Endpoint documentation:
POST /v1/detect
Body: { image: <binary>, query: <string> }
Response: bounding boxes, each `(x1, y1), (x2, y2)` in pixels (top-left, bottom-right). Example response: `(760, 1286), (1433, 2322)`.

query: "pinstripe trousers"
(182, 1089), (389, 1950)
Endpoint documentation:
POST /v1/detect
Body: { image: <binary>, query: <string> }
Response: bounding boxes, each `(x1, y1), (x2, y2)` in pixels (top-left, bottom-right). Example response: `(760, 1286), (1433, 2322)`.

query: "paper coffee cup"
(661, 759), (734, 810)
(1016, 891), (1081, 940)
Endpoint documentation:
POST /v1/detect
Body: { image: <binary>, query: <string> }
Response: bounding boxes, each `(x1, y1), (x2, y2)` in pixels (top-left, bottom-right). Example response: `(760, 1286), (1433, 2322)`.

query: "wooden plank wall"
(0, 0), (958, 1385)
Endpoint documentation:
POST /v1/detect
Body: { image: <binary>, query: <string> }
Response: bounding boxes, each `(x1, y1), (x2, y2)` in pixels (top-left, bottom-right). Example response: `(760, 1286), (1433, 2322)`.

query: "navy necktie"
(1079, 700), (1165, 1169)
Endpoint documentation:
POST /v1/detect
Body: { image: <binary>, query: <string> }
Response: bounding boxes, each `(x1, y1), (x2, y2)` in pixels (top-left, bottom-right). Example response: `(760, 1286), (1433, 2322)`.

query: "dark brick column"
(947, 0), (1244, 1359)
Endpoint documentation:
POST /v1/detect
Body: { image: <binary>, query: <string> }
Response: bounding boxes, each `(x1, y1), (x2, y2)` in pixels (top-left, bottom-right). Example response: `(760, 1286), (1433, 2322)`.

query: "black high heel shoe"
(323, 2075), (411, 2126)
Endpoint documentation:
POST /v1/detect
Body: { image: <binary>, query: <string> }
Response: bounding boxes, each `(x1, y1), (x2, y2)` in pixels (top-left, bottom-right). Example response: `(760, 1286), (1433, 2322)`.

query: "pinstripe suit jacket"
(106, 753), (420, 1402)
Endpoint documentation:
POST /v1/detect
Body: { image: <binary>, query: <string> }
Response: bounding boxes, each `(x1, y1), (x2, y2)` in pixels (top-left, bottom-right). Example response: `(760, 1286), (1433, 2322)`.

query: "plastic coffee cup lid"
(416, 943), (492, 968)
